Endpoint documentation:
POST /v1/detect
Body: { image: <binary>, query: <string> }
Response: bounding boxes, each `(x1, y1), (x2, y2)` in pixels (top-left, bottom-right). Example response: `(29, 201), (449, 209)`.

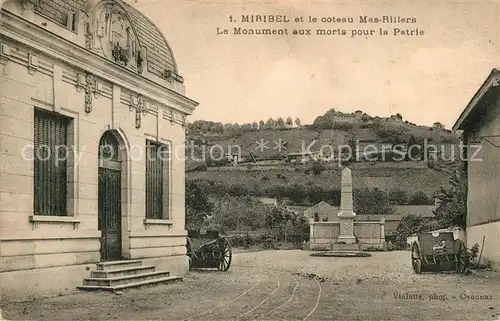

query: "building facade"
(453, 68), (500, 270)
(0, 0), (198, 299)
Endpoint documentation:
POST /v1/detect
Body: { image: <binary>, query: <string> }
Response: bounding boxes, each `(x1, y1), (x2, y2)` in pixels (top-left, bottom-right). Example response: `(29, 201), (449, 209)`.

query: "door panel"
(98, 167), (122, 261)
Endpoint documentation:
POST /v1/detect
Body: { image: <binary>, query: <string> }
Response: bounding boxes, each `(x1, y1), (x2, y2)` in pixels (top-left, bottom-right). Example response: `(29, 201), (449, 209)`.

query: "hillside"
(186, 109), (458, 160)
(187, 166), (451, 199)
(185, 109), (458, 200)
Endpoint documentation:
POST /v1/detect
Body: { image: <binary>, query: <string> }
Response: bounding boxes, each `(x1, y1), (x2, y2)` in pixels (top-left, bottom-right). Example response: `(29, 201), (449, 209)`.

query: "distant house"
(258, 197), (279, 206)
(303, 201), (339, 222)
(452, 68), (500, 270)
(286, 151), (318, 164)
(390, 114), (403, 122)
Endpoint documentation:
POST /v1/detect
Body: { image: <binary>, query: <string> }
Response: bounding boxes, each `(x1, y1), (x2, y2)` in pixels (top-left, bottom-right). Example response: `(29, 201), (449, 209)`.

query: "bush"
(389, 188), (408, 205)
(467, 243), (480, 267)
(333, 122), (354, 131)
(311, 164), (326, 176)
(408, 190), (432, 205)
(393, 215), (441, 249)
(353, 188), (395, 214)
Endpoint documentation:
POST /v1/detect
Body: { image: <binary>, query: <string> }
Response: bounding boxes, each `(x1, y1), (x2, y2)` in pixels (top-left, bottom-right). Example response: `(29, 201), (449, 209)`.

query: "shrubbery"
(408, 190), (433, 205)
(392, 215), (441, 249)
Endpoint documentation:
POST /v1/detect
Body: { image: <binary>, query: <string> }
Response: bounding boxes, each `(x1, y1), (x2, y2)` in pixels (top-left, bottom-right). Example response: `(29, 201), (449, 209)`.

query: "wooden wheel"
(217, 238), (232, 272)
(186, 237), (194, 270)
(411, 243), (423, 274)
(455, 240), (468, 274)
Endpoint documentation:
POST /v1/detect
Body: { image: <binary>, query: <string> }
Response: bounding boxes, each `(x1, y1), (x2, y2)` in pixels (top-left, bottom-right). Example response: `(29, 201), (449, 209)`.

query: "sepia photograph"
(0, 0), (499, 320)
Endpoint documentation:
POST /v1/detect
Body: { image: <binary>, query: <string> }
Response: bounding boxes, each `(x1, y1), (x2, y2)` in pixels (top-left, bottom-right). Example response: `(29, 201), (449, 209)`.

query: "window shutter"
(145, 140), (166, 219)
(34, 109), (69, 216)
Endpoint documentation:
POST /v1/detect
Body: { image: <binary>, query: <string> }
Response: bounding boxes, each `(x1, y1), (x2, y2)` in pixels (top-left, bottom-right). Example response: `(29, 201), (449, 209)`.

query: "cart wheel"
(411, 243), (423, 274)
(217, 238), (232, 272)
(455, 240), (468, 274)
(186, 238), (194, 271)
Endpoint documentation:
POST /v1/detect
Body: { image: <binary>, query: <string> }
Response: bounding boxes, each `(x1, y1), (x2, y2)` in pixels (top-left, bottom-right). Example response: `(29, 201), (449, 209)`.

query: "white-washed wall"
(0, 37), (190, 273)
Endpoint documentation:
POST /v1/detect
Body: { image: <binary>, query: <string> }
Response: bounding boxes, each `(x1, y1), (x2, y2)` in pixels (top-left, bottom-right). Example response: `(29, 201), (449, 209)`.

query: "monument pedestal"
(333, 167), (360, 252)
(337, 212), (356, 244)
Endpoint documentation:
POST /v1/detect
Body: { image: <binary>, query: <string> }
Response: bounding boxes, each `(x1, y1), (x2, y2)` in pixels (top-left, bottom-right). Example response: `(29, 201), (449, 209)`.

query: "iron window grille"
(145, 140), (170, 219)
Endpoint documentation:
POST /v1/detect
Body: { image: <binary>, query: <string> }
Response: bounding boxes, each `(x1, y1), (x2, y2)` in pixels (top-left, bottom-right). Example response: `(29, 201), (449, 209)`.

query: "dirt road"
(1, 250), (499, 320)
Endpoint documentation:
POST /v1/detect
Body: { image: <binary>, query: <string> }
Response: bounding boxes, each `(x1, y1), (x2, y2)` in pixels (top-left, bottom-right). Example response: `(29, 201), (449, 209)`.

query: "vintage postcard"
(0, 0), (499, 320)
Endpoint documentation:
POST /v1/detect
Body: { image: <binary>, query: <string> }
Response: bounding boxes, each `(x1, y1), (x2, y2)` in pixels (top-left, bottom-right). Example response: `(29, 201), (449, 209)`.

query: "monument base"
(332, 242), (361, 252)
(337, 235), (357, 244)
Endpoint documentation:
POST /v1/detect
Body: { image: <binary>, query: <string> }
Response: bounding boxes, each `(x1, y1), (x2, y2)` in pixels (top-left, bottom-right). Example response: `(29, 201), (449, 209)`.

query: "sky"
(131, 0), (500, 129)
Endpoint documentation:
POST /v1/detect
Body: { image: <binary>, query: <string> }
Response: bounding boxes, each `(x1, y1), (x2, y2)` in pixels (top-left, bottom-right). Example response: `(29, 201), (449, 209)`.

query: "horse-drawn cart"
(186, 230), (232, 271)
(410, 229), (468, 274)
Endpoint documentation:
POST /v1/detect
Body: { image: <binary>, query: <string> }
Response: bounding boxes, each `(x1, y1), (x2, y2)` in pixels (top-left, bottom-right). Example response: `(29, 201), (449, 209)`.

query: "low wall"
(309, 219), (385, 250)
(354, 222), (385, 249)
(309, 222), (340, 250)
(352, 161), (428, 170)
(466, 222), (500, 271)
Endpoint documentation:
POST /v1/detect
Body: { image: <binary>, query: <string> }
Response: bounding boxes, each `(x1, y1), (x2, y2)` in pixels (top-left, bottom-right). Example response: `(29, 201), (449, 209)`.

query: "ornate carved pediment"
(88, 2), (144, 74)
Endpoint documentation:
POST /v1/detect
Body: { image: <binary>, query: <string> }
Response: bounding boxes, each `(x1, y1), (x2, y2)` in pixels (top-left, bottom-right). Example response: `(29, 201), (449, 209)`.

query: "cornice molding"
(0, 10), (198, 115)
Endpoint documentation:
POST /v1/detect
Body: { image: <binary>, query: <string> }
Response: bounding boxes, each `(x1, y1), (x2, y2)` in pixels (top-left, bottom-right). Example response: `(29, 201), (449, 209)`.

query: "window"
(145, 140), (170, 219)
(34, 109), (70, 216)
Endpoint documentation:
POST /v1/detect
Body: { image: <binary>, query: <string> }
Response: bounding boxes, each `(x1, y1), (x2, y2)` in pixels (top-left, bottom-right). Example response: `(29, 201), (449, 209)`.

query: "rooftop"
(33, 0), (178, 78)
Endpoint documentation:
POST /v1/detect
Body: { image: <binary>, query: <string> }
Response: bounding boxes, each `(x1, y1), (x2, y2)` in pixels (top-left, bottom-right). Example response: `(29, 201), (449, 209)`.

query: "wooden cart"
(410, 230), (468, 274)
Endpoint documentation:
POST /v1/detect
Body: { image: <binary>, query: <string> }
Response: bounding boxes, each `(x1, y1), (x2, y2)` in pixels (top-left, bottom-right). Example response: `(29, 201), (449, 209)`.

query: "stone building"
(453, 68), (500, 270)
(0, 0), (198, 299)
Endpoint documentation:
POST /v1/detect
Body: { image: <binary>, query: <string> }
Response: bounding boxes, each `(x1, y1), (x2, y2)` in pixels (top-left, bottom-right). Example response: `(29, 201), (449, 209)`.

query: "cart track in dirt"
(301, 277), (322, 321)
(203, 272), (325, 321)
(182, 279), (262, 321)
(194, 273), (284, 321)
(234, 273), (283, 320)
(253, 280), (300, 320)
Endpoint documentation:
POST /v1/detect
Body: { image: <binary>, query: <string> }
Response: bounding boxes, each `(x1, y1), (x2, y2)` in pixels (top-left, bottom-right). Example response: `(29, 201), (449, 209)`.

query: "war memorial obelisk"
(337, 167), (357, 244)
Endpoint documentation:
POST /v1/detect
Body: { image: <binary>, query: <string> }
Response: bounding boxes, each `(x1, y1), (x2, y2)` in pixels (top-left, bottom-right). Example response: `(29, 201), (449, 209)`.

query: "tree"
(406, 135), (421, 160)
(241, 123), (252, 132)
(214, 122), (224, 134)
(408, 190), (432, 205)
(286, 117), (293, 126)
(266, 118), (275, 129)
(287, 183), (307, 205)
(393, 215), (440, 249)
(211, 195), (268, 231)
(311, 163), (325, 176)
(295, 118), (301, 127)
(433, 164), (467, 228)
(276, 117), (285, 128)
(251, 121), (259, 131)
(389, 188), (408, 205)
(223, 123), (232, 133)
(353, 188), (395, 214)
(185, 180), (214, 229)
(259, 120), (265, 129)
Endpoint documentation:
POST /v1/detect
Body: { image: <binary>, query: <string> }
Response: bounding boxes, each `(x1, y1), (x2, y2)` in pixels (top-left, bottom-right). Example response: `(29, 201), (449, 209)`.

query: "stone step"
(78, 275), (183, 292)
(332, 243), (361, 251)
(95, 260), (142, 271)
(83, 270), (171, 287)
(91, 265), (156, 278)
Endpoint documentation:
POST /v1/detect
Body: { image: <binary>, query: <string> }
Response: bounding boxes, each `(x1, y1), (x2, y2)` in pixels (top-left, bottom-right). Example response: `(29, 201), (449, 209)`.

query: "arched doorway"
(98, 131), (123, 261)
